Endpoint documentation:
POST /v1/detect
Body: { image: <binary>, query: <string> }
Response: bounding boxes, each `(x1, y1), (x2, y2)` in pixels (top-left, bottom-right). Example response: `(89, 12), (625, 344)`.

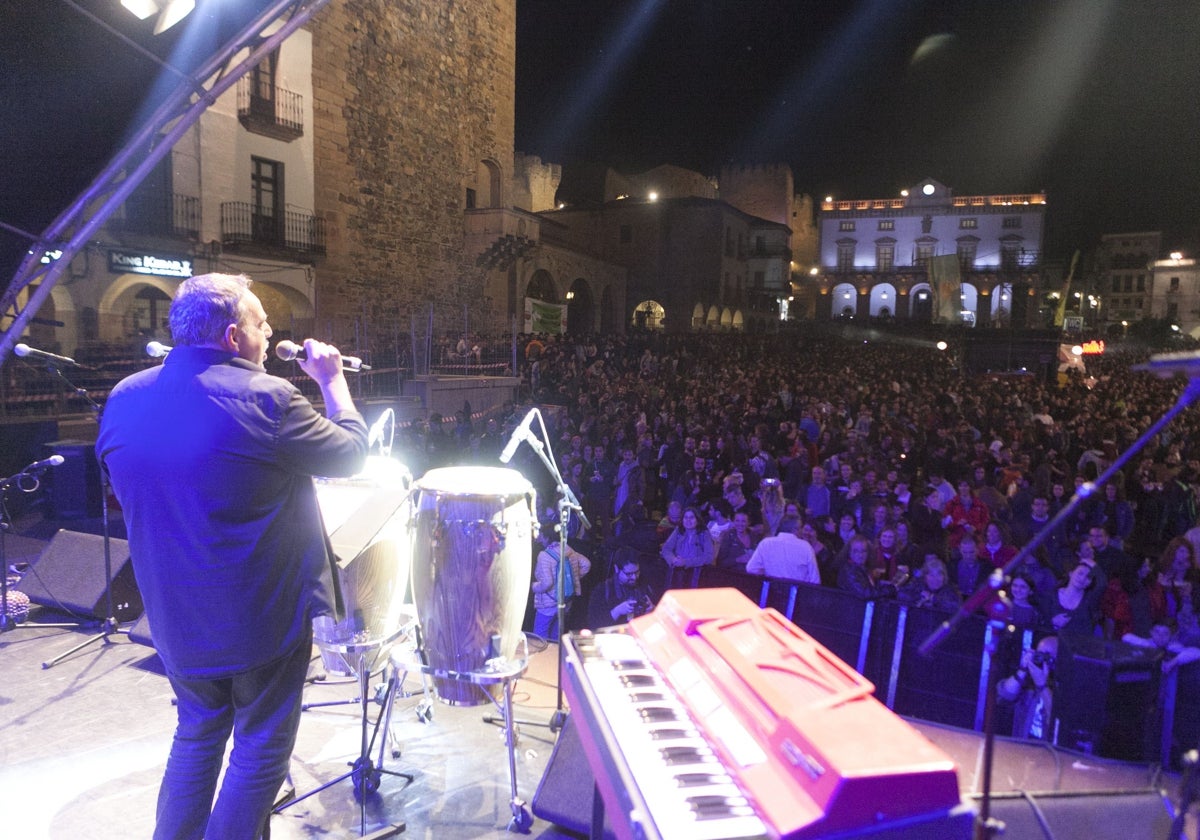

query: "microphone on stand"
(23, 455), (65, 473)
(14, 343), (79, 368)
(275, 340), (370, 371)
(499, 408), (539, 464)
(367, 408), (395, 453)
(146, 341), (172, 358)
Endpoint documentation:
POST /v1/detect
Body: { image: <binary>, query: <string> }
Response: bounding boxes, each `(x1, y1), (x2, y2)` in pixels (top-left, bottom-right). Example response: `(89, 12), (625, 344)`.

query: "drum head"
(415, 466), (533, 499)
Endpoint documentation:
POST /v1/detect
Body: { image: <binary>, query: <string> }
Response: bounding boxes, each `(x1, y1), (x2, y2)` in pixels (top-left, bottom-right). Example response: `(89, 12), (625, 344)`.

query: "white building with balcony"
(29, 26), (322, 361)
(812, 178), (1045, 325)
(1150, 253), (1200, 338)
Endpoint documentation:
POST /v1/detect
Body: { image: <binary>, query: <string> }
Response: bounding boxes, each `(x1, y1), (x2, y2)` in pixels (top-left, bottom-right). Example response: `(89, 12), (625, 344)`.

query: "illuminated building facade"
(811, 178), (1046, 326)
(1149, 253), (1200, 339)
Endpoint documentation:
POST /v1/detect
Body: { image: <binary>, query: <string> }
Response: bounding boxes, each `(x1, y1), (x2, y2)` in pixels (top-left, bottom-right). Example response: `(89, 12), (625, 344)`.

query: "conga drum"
(311, 455), (415, 677)
(411, 466), (535, 705)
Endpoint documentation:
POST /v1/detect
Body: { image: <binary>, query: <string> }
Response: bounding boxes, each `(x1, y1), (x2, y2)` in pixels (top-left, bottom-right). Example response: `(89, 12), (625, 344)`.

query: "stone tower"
(308, 0), (517, 340)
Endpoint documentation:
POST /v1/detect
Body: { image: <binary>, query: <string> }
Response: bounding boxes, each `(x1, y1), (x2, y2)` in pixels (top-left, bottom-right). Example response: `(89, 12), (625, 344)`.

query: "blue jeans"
(154, 627), (312, 840)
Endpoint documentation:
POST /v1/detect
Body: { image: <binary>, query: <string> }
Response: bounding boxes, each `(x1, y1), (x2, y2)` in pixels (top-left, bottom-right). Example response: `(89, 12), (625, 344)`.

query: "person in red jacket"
(942, 479), (991, 550)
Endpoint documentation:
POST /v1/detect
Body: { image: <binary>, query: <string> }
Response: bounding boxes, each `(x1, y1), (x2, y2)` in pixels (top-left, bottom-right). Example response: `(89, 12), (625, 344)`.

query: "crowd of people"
(394, 328), (1200, 651)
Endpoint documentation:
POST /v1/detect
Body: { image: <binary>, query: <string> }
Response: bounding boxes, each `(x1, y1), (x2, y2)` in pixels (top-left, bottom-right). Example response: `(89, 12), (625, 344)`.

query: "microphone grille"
(274, 340), (299, 361)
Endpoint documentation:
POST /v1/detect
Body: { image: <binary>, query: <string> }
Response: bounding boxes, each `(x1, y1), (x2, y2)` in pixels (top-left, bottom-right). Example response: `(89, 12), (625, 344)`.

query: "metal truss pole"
(0, 0), (334, 365)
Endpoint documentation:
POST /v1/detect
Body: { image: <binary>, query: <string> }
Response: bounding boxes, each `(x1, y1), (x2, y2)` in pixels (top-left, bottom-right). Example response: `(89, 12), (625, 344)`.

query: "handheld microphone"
(274, 340), (369, 371)
(499, 408), (539, 464)
(146, 341), (172, 358)
(14, 343), (79, 368)
(24, 455), (66, 473)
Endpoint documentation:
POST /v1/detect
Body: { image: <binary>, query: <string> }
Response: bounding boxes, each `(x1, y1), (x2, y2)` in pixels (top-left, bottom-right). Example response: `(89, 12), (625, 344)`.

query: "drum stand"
(275, 646), (412, 838)
(410, 634), (534, 833)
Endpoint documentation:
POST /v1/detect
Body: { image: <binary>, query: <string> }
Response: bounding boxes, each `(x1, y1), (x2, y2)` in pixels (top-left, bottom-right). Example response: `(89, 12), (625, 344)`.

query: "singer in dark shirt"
(97, 273), (368, 840)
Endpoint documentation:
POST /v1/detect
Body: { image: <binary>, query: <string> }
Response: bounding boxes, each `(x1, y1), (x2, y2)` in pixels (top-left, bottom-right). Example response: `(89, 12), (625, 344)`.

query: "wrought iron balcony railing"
(220, 202), (325, 257)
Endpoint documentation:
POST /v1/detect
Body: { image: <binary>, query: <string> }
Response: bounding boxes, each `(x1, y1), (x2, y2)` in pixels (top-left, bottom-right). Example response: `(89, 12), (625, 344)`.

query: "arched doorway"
(525, 269), (557, 303)
(911, 283), (933, 322)
(869, 282), (897, 318)
(960, 283), (979, 326)
(477, 159), (503, 208)
(991, 283), (1013, 326)
(831, 282), (857, 319)
(632, 299), (665, 330)
(124, 286), (172, 338)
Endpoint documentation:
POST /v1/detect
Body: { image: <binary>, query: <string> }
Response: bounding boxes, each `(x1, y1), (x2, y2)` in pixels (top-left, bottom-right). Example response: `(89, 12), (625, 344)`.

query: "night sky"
(516, 0), (1200, 261)
(2, 0), (1199, 286)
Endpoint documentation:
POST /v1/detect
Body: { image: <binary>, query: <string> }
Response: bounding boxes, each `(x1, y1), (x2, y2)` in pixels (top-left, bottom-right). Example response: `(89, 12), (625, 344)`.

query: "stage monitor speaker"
(977, 789), (1172, 840)
(15, 529), (142, 622)
(1054, 634), (1162, 761)
(531, 715), (615, 839)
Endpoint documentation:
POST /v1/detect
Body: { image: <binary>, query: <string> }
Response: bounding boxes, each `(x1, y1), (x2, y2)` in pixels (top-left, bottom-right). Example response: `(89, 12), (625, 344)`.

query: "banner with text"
(524, 297), (567, 334)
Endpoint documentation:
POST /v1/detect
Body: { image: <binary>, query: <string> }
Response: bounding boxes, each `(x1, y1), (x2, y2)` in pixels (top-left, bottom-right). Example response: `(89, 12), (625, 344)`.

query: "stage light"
(122, 0), (195, 33)
(121, 0), (159, 19)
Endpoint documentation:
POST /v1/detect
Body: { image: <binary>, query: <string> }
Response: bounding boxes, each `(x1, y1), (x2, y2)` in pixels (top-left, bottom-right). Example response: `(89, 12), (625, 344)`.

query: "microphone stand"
(920, 372), (1200, 840)
(32, 360), (130, 669)
(501, 408), (589, 732)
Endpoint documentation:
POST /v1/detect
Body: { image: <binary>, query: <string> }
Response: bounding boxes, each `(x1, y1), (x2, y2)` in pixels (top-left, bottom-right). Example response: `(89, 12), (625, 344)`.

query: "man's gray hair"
(169, 273), (252, 346)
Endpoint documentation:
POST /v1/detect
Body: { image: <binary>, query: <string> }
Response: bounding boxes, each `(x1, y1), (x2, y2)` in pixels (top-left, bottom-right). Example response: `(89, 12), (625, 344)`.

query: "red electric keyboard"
(561, 588), (973, 840)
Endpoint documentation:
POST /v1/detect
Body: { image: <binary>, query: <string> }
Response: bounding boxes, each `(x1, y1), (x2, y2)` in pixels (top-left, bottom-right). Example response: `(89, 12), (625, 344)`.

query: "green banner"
(524, 297), (566, 333)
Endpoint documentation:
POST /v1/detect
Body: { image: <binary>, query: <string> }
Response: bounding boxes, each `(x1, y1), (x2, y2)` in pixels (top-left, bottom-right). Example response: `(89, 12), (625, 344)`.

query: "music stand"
(275, 633), (412, 839)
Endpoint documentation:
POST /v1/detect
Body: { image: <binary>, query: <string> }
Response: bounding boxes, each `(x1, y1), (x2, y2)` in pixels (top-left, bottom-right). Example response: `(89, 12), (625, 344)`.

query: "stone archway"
(525, 269), (557, 303)
(831, 282), (857, 319)
(911, 283), (934, 322)
(869, 282), (897, 318)
(632, 299), (665, 330)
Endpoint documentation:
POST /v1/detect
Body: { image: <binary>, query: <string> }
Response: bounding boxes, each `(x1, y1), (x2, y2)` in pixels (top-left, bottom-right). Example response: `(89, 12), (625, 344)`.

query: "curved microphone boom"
(275, 340), (369, 371)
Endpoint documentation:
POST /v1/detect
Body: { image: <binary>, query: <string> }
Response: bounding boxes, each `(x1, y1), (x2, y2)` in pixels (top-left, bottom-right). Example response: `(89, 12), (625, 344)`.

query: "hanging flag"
(523, 297), (567, 333)
(927, 254), (962, 323)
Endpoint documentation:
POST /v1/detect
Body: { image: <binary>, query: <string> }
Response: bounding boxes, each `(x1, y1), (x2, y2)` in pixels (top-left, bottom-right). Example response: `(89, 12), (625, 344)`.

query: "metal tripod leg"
(275, 652), (411, 837)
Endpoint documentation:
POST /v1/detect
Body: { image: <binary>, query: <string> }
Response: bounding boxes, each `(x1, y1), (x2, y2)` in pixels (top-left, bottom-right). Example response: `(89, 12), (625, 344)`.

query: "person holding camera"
(998, 635), (1059, 740)
(587, 549), (656, 629)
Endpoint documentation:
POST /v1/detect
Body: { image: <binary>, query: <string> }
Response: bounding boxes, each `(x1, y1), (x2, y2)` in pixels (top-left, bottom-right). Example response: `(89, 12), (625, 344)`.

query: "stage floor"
(2, 523), (1197, 839)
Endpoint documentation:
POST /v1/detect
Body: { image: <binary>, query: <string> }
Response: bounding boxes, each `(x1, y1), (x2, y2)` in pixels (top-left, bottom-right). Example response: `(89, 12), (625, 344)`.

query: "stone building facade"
(1149, 253), (1200, 338)
(18, 0), (629, 365)
(1096, 231), (1161, 329)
